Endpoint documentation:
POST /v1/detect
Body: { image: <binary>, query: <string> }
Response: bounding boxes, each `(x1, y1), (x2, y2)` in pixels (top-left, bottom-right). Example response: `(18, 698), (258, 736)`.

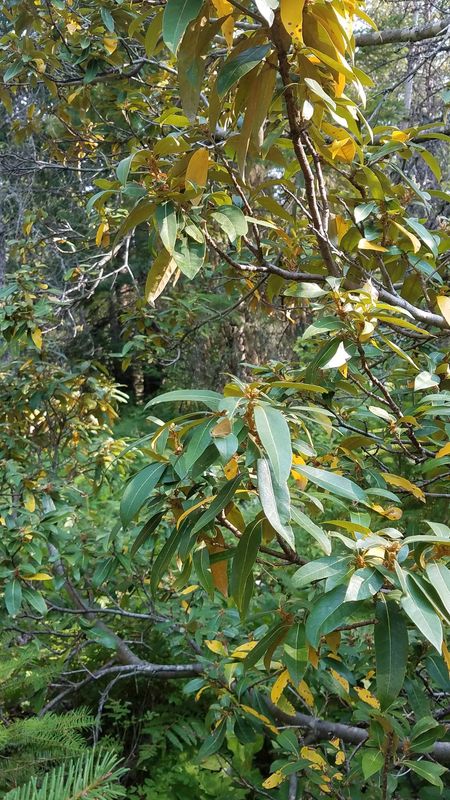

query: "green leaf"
(191, 472), (242, 534)
(156, 201), (178, 254)
(257, 458), (294, 549)
(145, 389), (222, 410)
(230, 519), (262, 617)
(292, 556), (352, 590)
(101, 7), (115, 31)
(354, 201), (377, 224)
(145, 10), (163, 57)
(211, 205), (248, 240)
(195, 718), (227, 761)
(290, 507), (331, 555)
(254, 403), (292, 484)
(404, 760), (447, 790)
(425, 562), (450, 618)
(22, 587), (47, 616)
(283, 623), (308, 686)
(243, 620), (291, 671)
(401, 574), (443, 652)
(150, 527), (184, 595)
(4, 62), (23, 82)
(410, 717), (445, 754)
(116, 153), (134, 185)
(361, 749), (384, 779)
(173, 237), (206, 278)
(345, 568), (383, 601)
(120, 463), (166, 526)
(293, 465), (368, 504)
(131, 512), (164, 556)
(405, 218), (438, 257)
(193, 544), (214, 598)
(305, 586), (354, 648)
(216, 44), (272, 98)
(4, 579), (22, 617)
(162, 0), (203, 53)
(374, 599), (408, 709)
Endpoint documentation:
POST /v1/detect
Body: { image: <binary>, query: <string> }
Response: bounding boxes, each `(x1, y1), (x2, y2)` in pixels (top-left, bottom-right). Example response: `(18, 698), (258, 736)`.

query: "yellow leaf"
(335, 213), (351, 244)
(437, 442), (450, 459)
(27, 573), (53, 581)
(330, 738), (340, 748)
(371, 504), (403, 520)
(224, 456), (238, 480)
(300, 746), (327, 769)
(442, 642), (450, 675)
(262, 771), (285, 789)
(358, 238), (388, 252)
(330, 137), (356, 162)
(335, 750), (346, 765)
(319, 784), (332, 794)
(325, 631), (340, 653)
(67, 19), (81, 34)
(391, 129), (409, 142)
(271, 669), (290, 704)
(95, 221), (109, 247)
(205, 639), (227, 656)
(23, 491), (36, 513)
(145, 250), (178, 305)
(437, 296), (450, 326)
(381, 472), (426, 503)
(31, 328), (43, 351)
(354, 686), (380, 709)
(291, 454), (307, 488)
(221, 14), (234, 47)
(211, 417), (232, 437)
(308, 646), (319, 669)
(179, 584), (199, 595)
(211, 0), (233, 14)
(195, 685), (209, 701)
(297, 679), (314, 708)
(330, 668), (349, 694)
(280, 0), (306, 45)
(33, 58), (46, 74)
(176, 496), (215, 528)
(231, 641), (257, 659)
(393, 220), (421, 253)
(240, 705), (278, 734)
(185, 148), (210, 201)
(104, 35), (118, 54)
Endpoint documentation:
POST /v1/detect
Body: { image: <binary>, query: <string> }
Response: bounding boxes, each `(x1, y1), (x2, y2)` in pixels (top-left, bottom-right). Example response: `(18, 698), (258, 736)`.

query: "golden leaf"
(297, 679), (314, 708)
(27, 572), (53, 581)
(354, 686), (380, 709)
(271, 669), (290, 704)
(23, 490), (36, 513)
(104, 35), (118, 54)
(31, 328), (43, 351)
(442, 642), (450, 675)
(300, 746), (327, 769)
(223, 456), (238, 480)
(358, 238), (388, 252)
(280, 0), (306, 45)
(335, 214), (351, 244)
(381, 472), (425, 503)
(231, 641), (257, 659)
(393, 220), (421, 253)
(207, 532), (228, 597)
(179, 584), (199, 595)
(240, 705), (278, 734)
(308, 646), (319, 669)
(176, 496), (214, 528)
(391, 129), (409, 142)
(325, 631), (340, 653)
(335, 750), (346, 765)
(262, 771), (285, 789)
(436, 442), (450, 459)
(330, 136), (356, 162)
(330, 668), (349, 694)
(205, 639), (227, 655)
(185, 147), (210, 200)
(437, 296), (450, 326)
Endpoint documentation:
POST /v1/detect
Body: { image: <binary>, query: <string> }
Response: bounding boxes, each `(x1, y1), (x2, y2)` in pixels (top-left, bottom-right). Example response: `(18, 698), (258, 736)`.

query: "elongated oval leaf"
(145, 389), (222, 410)
(294, 465), (368, 504)
(293, 556), (352, 590)
(150, 527), (184, 595)
(254, 403), (292, 484)
(257, 458), (295, 549)
(216, 43), (272, 98)
(375, 599), (408, 709)
(4, 579), (22, 617)
(305, 586), (355, 648)
(291, 507), (331, 555)
(230, 519), (262, 616)
(401, 575), (443, 652)
(155, 201), (177, 254)
(191, 472), (242, 534)
(162, 0), (204, 54)
(120, 462), (166, 526)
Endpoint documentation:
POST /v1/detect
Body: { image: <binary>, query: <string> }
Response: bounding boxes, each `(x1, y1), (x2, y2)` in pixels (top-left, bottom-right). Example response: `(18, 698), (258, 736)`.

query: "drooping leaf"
(254, 403), (292, 484)
(145, 389), (222, 410)
(191, 472), (242, 534)
(230, 518), (262, 616)
(257, 458), (294, 549)
(216, 43), (272, 98)
(162, 0), (204, 53)
(305, 586), (355, 649)
(155, 201), (178, 254)
(120, 463), (166, 526)
(374, 599), (408, 709)
(293, 465), (368, 504)
(4, 579), (22, 617)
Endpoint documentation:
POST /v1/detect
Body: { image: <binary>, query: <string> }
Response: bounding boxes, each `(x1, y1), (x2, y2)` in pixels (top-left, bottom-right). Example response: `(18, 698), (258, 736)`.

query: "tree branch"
(355, 16), (450, 48)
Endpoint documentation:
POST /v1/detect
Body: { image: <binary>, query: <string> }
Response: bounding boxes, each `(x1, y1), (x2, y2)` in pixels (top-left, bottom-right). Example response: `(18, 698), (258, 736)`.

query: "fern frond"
(0, 708), (95, 755)
(3, 750), (127, 800)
